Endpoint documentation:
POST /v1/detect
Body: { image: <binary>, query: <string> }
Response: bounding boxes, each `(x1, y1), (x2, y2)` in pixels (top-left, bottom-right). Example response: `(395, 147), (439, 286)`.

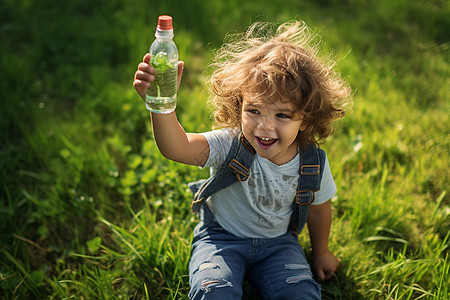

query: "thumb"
(177, 61), (184, 89)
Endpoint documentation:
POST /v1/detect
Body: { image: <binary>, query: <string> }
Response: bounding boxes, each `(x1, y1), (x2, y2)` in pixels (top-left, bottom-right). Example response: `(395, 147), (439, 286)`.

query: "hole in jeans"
(201, 278), (233, 293)
(284, 263), (313, 285)
(193, 262), (221, 275)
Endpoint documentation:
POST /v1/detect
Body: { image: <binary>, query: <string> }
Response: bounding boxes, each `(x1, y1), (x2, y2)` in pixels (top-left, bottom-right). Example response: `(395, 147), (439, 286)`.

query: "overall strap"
(189, 132), (255, 212)
(288, 144), (326, 234)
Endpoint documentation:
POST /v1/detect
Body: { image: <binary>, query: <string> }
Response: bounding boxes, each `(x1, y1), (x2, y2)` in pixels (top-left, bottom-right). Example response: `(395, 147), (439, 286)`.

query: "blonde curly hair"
(208, 20), (352, 147)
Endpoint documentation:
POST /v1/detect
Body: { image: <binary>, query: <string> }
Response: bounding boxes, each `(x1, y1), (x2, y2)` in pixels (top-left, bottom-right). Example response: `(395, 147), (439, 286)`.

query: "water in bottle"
(145, 15), (178, 114)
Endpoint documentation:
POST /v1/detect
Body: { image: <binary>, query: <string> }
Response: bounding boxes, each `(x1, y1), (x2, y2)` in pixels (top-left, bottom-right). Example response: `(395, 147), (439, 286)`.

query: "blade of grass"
(2, 249), (43, 298)
(99, 217), (145, 265)
(362, 236), (408, 244)
(436, 253), (449, 299)
(432, 190), (447, 220)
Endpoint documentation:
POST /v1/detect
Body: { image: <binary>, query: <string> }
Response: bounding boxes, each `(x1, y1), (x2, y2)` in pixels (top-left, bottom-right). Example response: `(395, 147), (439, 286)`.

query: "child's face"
(241, 95), (306, 165)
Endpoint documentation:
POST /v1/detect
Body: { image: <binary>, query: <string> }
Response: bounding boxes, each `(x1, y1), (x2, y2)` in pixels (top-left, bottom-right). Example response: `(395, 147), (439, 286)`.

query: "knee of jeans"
(284, 263), (312, 284)
(199, 278), (234, 294)
(191, 262), (234, 294)
(283, 264), (321, 298)
(250, 263), (320, 299)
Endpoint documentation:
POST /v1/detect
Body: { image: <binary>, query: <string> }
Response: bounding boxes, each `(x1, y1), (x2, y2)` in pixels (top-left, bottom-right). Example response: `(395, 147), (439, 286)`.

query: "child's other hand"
(133, 53), (184, 101)
(312, 250), (339, 282)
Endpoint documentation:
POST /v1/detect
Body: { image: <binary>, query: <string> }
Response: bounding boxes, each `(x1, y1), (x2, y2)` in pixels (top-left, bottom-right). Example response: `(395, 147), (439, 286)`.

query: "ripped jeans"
(189, 205), (321, 300)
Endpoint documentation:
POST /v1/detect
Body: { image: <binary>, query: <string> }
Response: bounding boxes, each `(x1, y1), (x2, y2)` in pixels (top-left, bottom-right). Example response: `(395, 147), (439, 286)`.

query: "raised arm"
(133, 54), (210, 167)
(150, 112), (209, 166)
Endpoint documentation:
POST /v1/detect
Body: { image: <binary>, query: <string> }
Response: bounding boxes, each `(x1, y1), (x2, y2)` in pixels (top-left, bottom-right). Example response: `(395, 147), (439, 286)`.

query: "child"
(134, 20), (351, 299)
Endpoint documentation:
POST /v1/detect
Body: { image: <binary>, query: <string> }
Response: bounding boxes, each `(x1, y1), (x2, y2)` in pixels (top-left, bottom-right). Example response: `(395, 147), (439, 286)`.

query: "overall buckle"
(228, 159), (250, 181)
(295, 190), (315, 205)
(300, 164), (320, 175)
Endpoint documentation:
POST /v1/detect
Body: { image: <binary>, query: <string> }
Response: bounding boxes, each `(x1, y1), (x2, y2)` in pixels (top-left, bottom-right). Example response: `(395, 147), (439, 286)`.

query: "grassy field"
(1, 0), (449, 299)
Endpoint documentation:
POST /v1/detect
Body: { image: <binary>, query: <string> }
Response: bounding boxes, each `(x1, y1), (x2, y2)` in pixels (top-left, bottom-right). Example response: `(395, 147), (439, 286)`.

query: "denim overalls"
(188, 132), (325, 300)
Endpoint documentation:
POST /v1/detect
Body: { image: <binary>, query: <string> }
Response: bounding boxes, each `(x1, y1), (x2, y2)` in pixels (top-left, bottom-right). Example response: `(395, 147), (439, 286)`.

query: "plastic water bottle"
(145, 15), (178, 114)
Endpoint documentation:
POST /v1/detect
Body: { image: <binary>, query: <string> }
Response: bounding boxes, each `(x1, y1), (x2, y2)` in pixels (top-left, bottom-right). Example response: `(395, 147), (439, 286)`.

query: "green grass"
(1, 0), (448, 299)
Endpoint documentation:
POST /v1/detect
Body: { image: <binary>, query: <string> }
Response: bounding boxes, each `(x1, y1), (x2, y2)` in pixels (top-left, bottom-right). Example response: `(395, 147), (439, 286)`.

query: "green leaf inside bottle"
(151, 52), (175, 72)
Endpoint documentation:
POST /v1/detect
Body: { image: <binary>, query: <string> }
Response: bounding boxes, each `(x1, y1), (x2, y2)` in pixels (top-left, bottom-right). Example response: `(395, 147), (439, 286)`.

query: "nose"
(257, 115), (275, 131)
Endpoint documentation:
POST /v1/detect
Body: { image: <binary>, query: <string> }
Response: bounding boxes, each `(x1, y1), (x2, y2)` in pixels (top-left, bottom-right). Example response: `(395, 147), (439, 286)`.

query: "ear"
(299, 121), (308, 132)
(295, 112), (308, 132)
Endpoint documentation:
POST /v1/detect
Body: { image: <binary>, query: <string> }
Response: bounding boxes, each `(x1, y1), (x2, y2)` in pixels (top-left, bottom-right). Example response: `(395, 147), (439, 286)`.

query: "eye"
(276, 113), (291, 119)
(247, 109), (260, 114)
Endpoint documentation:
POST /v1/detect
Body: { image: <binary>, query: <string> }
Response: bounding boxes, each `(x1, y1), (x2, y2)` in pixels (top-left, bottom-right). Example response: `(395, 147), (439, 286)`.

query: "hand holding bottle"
(133, 53), (184, 102)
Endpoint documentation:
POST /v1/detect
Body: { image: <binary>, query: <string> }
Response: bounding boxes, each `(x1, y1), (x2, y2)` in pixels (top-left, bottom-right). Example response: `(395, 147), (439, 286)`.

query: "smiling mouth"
(257, 137), (278, 147)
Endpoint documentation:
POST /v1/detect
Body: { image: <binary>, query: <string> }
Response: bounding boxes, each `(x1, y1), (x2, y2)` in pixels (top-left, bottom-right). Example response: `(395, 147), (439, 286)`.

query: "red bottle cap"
(157, 15), (173, 30)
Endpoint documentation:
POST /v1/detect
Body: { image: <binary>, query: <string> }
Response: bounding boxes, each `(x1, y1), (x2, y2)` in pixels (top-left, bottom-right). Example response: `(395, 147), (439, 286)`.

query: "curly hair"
(208, 20), (352, 147)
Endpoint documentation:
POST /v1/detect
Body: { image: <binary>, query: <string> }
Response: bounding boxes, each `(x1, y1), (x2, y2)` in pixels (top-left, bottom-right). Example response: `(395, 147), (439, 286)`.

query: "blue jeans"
(189, 205), (321, 300)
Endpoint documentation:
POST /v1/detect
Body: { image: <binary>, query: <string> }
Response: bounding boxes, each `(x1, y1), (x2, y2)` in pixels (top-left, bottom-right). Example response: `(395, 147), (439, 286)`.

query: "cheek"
(288, 119), (305, 132)
(241, 114), (254, 130)
(240, 115), (246, 130)
(280, 122), (303, 138)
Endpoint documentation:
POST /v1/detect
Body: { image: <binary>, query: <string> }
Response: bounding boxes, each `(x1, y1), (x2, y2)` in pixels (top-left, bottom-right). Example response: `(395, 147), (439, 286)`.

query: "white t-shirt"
(201, 128), (337, 238)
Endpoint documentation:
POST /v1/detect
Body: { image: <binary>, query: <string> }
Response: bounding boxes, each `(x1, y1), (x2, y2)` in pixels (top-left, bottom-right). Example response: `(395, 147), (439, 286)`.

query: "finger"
(316, 269), (325, 282)
(177, 61), (184, 89)
(138, 62), (155, 74)
(133, 80), (149, 100)
(133, 79), (150, 89)
(135, 70), (155, 82)
(143, 53), (151, 63)
(324, 271), (334, 281)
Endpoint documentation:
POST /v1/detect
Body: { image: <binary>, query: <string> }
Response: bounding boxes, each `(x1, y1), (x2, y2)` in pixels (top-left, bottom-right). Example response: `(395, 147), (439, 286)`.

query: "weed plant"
(1, 0), (448, 299)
